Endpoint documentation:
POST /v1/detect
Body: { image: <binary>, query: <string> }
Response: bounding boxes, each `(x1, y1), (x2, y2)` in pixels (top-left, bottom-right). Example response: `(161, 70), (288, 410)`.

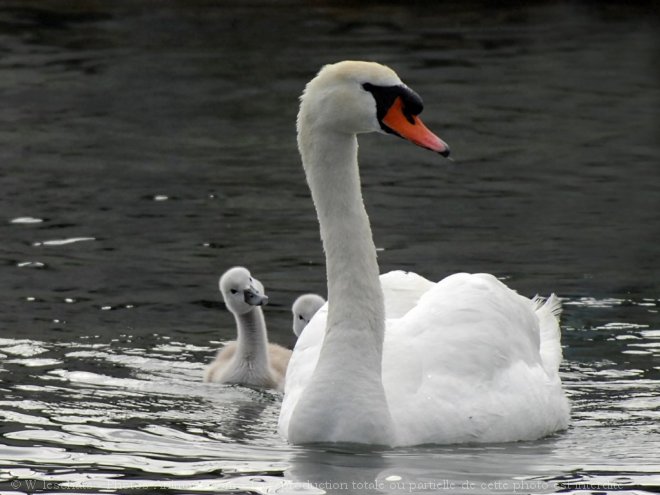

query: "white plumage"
(278, 61), (569, 446)
(282, 271), (569, 445)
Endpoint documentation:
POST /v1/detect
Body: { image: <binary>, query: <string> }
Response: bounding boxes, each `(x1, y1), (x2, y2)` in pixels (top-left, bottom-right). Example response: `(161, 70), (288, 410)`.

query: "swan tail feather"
(534, 294), (563, 373)
(532, 293), (562, 318)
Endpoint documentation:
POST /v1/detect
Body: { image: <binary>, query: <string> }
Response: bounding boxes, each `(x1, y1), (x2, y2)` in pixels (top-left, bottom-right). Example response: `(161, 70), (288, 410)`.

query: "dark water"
(1, 1), (658, 493)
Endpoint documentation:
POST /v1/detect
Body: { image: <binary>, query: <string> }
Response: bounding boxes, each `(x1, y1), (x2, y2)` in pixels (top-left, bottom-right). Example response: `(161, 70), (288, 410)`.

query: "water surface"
(0, 1), (658, 494)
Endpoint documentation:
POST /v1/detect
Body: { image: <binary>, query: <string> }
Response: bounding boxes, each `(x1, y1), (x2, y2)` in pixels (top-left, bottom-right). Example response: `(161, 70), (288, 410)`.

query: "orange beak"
(382, 97), (450, 157)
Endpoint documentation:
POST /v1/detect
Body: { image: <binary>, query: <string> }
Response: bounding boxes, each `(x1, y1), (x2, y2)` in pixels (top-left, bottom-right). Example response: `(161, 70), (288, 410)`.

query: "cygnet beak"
(244, 287), (269, 306)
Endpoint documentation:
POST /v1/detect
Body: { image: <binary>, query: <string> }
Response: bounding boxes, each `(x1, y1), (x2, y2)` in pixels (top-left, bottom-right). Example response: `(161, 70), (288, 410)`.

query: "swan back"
(380, 270), (435, 319)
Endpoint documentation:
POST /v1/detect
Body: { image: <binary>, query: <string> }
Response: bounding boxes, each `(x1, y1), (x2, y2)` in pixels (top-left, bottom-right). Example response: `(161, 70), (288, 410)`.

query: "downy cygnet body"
(205, 267), (291, 391)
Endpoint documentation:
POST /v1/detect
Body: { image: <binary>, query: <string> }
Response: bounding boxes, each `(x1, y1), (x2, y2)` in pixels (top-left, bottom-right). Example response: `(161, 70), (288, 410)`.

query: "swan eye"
(362, 83), (423, 128)
(298, 315), (304, 320)
(230, 289), (238, 295)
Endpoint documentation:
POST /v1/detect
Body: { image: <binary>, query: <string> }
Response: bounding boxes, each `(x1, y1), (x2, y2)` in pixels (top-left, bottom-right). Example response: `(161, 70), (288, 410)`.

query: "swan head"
(292, 293), (326, 337)
(219, 267), (268, 315)
(298, 60), (450, 156)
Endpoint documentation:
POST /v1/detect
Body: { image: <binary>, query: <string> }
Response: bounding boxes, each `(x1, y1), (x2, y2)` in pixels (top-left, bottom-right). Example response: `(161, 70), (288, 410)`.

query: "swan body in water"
(278, 61), (570, 446)
(292, 294), (326, 337)
(205, 267), (291, 391)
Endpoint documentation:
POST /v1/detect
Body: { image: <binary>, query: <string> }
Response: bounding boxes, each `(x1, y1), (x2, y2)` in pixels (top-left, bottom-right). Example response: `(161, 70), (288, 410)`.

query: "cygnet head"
(292, 294), (326, 337)
(298, 60), (450, 156)
(219, 267), (268, 315)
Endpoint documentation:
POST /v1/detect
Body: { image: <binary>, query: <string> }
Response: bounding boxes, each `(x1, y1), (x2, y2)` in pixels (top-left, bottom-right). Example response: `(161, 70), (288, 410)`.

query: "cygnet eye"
(298, 315), (304, 320)
(230, 289), (238, 295)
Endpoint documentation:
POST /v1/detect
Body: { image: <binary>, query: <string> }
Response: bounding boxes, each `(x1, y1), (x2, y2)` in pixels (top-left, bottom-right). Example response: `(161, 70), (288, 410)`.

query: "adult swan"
(278, 61), (569, 446)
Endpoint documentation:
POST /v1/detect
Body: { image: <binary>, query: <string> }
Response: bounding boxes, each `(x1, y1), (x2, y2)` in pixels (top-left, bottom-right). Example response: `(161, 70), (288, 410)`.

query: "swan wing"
(380, 270), (435, 319)
(382, 273), (569, 445)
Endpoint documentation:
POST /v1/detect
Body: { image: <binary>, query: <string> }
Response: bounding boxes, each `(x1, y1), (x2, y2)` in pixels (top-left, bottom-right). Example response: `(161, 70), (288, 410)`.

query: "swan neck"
(300, 130), (384, 343)
(234, 308), (270, 371)
(288, 116), (393, 445)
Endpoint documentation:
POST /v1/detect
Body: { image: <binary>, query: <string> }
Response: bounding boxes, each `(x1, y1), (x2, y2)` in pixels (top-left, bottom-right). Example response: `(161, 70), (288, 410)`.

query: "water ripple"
(0, 2), (658, 494)
(32, 237), (96, 247)
(10, 217), (43, 224)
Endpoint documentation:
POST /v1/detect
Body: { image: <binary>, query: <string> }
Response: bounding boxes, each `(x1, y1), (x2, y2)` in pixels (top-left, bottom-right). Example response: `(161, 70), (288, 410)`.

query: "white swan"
(278, 61), (570, 446)
(204, 267), (291, 391)
(292, 294), (326, 337)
